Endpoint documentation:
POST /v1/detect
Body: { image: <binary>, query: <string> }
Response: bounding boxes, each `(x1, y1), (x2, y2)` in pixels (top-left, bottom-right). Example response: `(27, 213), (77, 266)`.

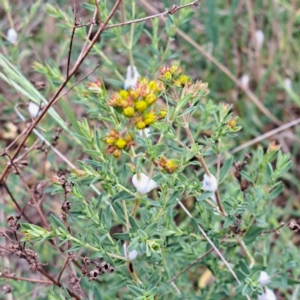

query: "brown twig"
(66, 1), (78, 78)
(104, 0), (200, 30)
(261, 222), (285, 235)
(2, 182), (31, 222)
(94, 0), (102, 24)
(168, 247), (214, 283)
(37, 268), (80, 300)
(57, 257), (70, 283)
(9, 161), (48, 229)
(1, 274), (53, 284)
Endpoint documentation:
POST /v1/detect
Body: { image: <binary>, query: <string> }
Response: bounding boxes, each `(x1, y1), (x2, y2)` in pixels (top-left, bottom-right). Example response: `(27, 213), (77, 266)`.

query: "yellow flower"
(227, 117), (238, 130)
(165, 160), (177, 173)
(135, 101), (148, 112)
(119, 90), (129, 99)
(164, 71), (172, 80)
(170, 65), (178, 74)
(159, 110), (167, 118)
(129, 90), (139, 100)
(145, 94), (157, 105)
(105, 137), (115, 145)
(136, 121), (146, 129)
(123, 107), (135, 117)
(124, 134), (133, 142)
(144, 112), (155, 125)
(179, 75), (189, 85)
(148, 80), (157, 91)
(115, 138), (127, 149)
(113, 149), (121, 157)
(268, 141), (281, 152)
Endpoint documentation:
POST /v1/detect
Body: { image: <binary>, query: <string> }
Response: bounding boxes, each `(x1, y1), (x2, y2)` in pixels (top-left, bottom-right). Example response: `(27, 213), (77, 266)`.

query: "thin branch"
(2, 182), (31, 222)
(66, 1), (77, 77)
(8, 161), (48, 229)
(37, 268), (80, 300)
(1, 274), (53, 284)
(104, 0), (201, 30)
(261, 222), (285, 235)
(53, 65), (100, 105)
(168, 247), (214, 283)
(231, 117), (300, 154)
(57, 257), (69, 283)
(94, 0), (101, 24)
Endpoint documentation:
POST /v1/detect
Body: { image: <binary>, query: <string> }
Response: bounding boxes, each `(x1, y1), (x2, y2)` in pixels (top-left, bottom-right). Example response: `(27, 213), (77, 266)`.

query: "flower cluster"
(159, 65), (188, 86)
(159, 65), (209, 96)
(103, 129), (135, 158)
(154, 156), (178, 173)
(107, 78), (165, 130)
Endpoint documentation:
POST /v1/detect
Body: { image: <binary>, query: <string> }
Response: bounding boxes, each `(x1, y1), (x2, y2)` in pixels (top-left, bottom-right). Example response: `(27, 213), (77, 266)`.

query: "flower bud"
(257, 288), (276, 300)
(28, 101), (41, 118)
(144, 112), (155, 125)
(258, 271), (271, 287)
(6, 28), (17, 44)
(123, 107), (135, 117)
(136, 121), (146, 129)
(115, 138), (127, 149)
(202, 174), (218, 192)
(119, 90), (129, 99)
(123, 243), (138, 260)
(179, 75), (189, 85)
(134, 100), (147, 112)
(145, 94), (157, 105)
(170, 65), (178, 74)
(124, 65), (140, 90)
(164, 72), (172, 80)
(132, 173), (158, 194)
(138, 128), (151, 138)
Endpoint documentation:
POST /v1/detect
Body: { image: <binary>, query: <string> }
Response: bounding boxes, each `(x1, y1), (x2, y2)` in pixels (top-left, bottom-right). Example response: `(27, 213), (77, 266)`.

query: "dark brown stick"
(168, 247), (213, 283)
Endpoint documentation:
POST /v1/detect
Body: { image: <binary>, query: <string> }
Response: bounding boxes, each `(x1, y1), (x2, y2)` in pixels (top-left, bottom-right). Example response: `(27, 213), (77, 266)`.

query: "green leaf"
(49, 214), (68, 232)
(243, 226), (263, 244)
(197, 191), (213, 202)
(129, 216), (139, 232)
(144, 223), (158, 236)
(137, 229), (148, 240)
(126, 285), (144, 297)
(219, 157), (233, 184)
(132, 22), (145, 45)
(267, 183), (284, 201)
(111, 191), (135, 203)
(113, 233), (130, 240)
(112, 202), (125, 223)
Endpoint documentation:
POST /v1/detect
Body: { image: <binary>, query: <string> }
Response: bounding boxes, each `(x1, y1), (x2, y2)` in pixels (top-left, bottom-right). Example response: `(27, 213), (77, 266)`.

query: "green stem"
(117, 184), (136, 197)
(236, 235), (255, 268)
(122, 200), (130, 231)
(131, 197), (140, 216)
(69, 236), (127, 261)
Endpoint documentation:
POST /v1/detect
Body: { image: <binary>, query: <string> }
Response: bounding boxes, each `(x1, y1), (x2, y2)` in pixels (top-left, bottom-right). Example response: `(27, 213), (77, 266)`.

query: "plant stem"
(236, 235), (255, 268)
(131, 197), (140, 217)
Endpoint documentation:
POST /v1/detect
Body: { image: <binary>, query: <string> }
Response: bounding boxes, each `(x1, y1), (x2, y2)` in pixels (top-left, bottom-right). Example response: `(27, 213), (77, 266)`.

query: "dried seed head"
(69, 276), (79, 285)
(288, 220), (300, 232)
(83, 257), (91, 265)
(3, 285), (13, 294)
(88, 269), (100, 281)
